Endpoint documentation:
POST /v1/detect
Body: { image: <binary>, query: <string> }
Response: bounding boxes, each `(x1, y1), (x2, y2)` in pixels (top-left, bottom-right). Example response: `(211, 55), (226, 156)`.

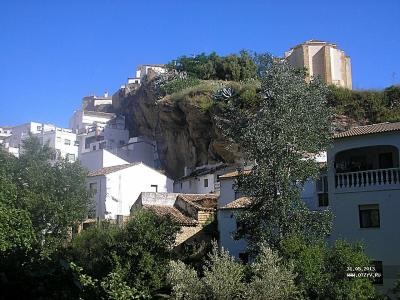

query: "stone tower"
(285, 40), (352, 89)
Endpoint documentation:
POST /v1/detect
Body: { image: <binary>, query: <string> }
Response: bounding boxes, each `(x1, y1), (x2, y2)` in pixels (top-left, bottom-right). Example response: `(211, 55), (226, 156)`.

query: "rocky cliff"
(113, 82), (241, 179)
(112, 79), (363, 179)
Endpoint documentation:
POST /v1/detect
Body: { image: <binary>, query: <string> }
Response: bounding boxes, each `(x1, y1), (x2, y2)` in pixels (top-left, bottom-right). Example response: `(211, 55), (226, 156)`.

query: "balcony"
(335, 167), (400, 192)
(334, 145), (400, 192)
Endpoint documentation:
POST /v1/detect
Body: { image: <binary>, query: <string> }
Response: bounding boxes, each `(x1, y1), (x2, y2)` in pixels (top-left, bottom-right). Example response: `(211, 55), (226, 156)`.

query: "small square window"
(67, 153), (75, 161)
(119, 140), (125, 146)
(89, 182), (97, 194)
(359, 204), (380, 228)
(151, 184), (158, 192)
(204, 178), (209, 188)
(74, 140), (79, 146)
(64, 139), (71, 145)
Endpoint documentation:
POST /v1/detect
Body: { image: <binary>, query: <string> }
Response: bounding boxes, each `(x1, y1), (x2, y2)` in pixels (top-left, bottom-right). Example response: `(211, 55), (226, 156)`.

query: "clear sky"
(0, 0), (399, 128)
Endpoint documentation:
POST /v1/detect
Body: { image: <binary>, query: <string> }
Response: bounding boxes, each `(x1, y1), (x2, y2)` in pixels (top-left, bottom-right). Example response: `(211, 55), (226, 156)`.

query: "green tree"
(281, 236), (376, 299)
(167, 243), (298, 300)
(218, 54), (332, 251)
(69, 209), (180, 297)
(11, 136), (91, 256)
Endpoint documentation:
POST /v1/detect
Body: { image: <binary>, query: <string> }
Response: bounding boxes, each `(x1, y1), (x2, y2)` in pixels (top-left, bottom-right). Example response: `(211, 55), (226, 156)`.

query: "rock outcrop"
(113, 82), (241, 179)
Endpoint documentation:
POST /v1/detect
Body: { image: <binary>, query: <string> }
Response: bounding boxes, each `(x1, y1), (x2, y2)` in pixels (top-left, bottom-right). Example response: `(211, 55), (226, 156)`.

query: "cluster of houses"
(1, 41), (398, 291)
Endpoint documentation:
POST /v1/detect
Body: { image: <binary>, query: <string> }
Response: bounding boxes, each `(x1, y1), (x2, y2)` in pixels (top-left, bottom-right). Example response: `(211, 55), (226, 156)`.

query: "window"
(74, 140), (79, 146)
(67, 153), (75, 161)
(37, 125), (42, 131)
(92, 145), (97, 151)
(180, 182), (183, 189)
(64, 139), (71, 145)
(56, 137), (61, 143)
(359, 204), (380, 228)
(151, 184), (158, 192)
(89, 183), (97, 195)
(236, 219), (247, 232)
(317, 175), (329, 207)
(119, 140), (125, 146)
(204, 178), (209, 188)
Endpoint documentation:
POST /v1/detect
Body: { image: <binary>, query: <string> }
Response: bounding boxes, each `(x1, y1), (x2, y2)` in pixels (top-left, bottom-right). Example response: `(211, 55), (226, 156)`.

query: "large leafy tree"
(69, 209), (180, 298)
(10, 136), (91, 255)
(0, 136), (91, 298)
(217, 54), (332, 250)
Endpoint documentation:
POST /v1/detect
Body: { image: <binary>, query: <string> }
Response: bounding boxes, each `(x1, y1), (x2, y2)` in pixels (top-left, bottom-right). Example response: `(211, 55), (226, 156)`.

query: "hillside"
(112, 54), (400, 179)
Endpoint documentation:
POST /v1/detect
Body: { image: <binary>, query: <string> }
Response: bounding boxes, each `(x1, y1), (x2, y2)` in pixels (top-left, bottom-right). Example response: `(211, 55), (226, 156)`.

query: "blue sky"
(0, 0), (399, 128)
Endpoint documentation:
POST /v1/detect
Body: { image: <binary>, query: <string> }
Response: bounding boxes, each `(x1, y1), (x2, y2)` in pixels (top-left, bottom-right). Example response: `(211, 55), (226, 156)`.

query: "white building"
(111, 136), (158, 168)
(2, 122), (78, 161)
(217, 166), (327, 260)
(79, 149), (129, 172)
(75, 115), (129, 155)
(33, 127), (79, 162)
(4, 122), (55, 150)
(87, 163), (173, 220)
(328, 122), (400, 289)
(0, 126), (12, 145)
(127, 64), (167, 85)
(69, 110), (116, 134)
(173, 164), (241, 195)
(285, 40), (352, 89)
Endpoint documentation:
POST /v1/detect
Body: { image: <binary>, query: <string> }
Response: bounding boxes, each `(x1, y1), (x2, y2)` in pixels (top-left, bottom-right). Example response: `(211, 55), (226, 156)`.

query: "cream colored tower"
(285, 40), (352, 89)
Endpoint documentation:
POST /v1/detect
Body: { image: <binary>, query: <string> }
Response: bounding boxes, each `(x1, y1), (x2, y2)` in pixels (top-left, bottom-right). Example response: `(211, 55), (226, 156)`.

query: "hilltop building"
(126, 64), (167, 86)
(285, 40), (352, 89)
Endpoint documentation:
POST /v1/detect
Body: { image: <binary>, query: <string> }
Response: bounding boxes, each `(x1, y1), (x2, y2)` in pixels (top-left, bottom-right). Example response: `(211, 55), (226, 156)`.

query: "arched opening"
(335, 145), (399, 173)
(334, 145), (400, 189)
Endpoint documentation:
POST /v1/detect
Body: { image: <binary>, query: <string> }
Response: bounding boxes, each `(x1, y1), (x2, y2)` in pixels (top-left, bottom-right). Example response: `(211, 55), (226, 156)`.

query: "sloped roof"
(88, 163), (140, 177)
(333, 122), (400, 139)
(144, 205), (198, 226)
(177, 194), (218, 212)
(219, 170), (251, 179)
(220, 197), (251, 210)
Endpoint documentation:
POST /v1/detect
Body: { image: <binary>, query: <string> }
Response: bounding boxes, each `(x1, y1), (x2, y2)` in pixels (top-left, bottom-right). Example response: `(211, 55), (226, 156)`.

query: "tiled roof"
(220, 197), (251, 210)
(219, 170), (251, 179)
(333, 122), (400, 139)
(177, 194), (218, 211)
(88, 163), (140, 177)
(144, 205), (197, 226)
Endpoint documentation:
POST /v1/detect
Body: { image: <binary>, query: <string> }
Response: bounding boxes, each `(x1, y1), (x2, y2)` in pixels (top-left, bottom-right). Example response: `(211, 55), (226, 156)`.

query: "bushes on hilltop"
(166, 51), (257, 82)
(328, 84), (400, 123)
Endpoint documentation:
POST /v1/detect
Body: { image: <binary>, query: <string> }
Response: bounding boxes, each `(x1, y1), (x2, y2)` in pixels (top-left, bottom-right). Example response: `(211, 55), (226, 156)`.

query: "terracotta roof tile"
(220, 197), (251, 210)
(88, 163), (140, 177)
(334, 122), (400, 139)
(144, 205), (197, 226)
(177, 194), (218, 211)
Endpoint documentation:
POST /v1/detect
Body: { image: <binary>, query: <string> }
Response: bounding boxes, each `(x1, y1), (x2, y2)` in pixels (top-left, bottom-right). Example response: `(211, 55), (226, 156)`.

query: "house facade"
(173, 164), (241, 195)
(217, 166), (328, 260)
(87, 163), (173, 220)
(328, 122), (400, 289)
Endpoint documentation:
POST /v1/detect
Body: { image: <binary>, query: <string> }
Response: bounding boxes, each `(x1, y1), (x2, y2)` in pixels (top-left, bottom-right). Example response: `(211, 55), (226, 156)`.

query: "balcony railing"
(335, 167), (400, 190)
